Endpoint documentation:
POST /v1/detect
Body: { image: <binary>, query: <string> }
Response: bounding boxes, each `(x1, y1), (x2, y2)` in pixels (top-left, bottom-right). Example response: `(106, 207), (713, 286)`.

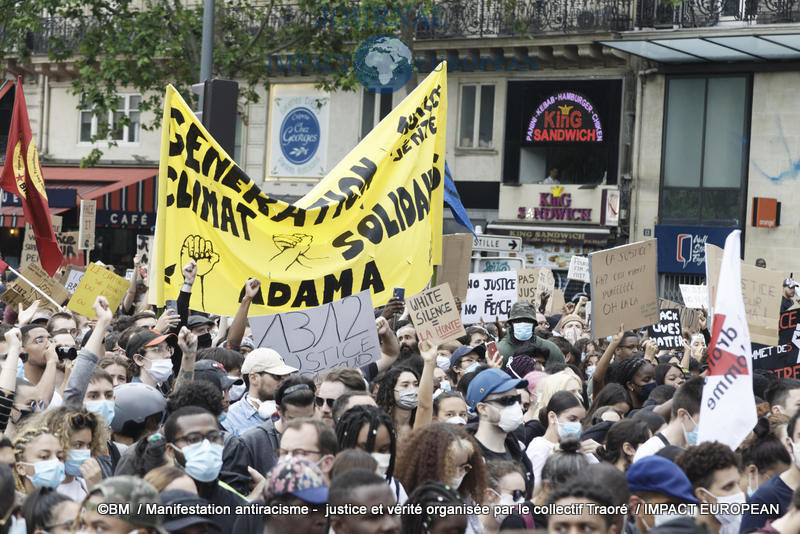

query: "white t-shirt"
(632, 434), (670, 463)
(57, 476), (88, 501)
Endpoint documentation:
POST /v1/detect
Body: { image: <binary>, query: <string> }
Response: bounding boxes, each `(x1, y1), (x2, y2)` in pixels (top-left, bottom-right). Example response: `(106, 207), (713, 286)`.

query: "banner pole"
(5, 265), (62, 309)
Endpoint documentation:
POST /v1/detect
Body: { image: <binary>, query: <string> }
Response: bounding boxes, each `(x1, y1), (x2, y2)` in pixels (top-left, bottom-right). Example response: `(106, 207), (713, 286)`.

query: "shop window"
(458, 84), (494, 148)
(79, 94), (141, 144)
(660, 76), (749, 224)
(360, 91), (392, 139)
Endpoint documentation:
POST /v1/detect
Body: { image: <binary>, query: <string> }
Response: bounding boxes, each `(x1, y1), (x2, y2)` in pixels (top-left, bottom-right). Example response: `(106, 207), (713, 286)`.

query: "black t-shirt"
(476, 440), (514, 462)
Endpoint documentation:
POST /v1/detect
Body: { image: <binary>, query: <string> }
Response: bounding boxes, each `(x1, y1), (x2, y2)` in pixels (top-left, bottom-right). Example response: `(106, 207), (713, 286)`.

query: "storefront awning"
(0, 167), (157, 227)
(486, 223), (612, 247)
(599, 34), (800, 63)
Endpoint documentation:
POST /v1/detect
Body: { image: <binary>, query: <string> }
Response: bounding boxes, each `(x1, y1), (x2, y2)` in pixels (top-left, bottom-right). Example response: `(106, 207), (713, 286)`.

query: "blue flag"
(444, 163), (475, 235)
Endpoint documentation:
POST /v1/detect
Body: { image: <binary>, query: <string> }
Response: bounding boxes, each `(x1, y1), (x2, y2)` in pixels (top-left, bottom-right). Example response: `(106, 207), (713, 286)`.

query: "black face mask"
(197, 333), (212, 349)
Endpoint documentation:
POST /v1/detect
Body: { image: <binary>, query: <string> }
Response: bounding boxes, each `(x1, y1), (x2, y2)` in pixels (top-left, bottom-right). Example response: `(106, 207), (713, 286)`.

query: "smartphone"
(393, 287), (405, 301)
(165, 300), (178, 314)
(486, 341), (499, 361)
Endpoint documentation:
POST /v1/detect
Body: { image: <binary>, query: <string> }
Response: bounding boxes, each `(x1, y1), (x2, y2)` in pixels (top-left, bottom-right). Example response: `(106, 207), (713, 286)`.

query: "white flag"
(697, 230), (756, 449)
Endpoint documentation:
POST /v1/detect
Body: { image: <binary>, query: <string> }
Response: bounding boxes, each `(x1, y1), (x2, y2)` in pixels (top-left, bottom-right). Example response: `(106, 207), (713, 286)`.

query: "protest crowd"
(0, 253), (798, 534)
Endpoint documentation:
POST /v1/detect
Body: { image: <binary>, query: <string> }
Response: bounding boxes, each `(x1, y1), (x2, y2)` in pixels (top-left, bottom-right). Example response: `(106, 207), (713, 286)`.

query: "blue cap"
(450, 345), (486, 368)
(626, 456), (698, 504)
(466, 368), (528, 409)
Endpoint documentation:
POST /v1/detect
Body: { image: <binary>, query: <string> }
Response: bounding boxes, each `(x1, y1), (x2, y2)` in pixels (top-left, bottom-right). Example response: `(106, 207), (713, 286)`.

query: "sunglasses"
(315, 396), (336, 408)
(487, 394), (522, 407)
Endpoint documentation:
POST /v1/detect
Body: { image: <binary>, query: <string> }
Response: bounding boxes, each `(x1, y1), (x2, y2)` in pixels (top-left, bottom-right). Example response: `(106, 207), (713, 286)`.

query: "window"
(660, 76), (749, 224)
(458, 84), (494, 148)
(360, 91), (392, 139)
(79, 94), (141, 144)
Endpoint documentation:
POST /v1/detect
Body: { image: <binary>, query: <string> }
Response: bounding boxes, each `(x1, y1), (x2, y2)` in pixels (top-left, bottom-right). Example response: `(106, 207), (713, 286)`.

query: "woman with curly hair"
(33, 406), (108, 500)
(396, 422), (487, 501)
(10, 424), (65, 494)
(401, 481), (467, 534)
(373, 366), (419, 442)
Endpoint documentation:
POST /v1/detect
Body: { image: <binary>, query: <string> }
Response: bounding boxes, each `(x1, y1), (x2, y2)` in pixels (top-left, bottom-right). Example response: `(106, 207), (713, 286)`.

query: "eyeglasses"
(69, 412), (96, 429)
(275, 447), (322, 458)
(487, 394), (521, 407)
(315, 396), (336, 408)
(30, 336), (50, 345)
(174, 431), (223, 446)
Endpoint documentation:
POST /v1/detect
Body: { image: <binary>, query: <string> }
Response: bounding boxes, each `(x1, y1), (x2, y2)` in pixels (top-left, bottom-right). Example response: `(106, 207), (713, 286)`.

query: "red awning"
(0, 166), (157, 227)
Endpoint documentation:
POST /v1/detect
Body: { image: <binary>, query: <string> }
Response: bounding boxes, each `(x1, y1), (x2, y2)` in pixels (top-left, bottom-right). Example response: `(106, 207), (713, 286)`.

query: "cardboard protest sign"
(78, 199), (96, 250)
(462, 272), (517, 324)
(19, 217), (62, 271)
(439, 234), (473, 301)
(567, 255), (590, 283)
(517, 268), (555, 313)
(551, 288), (566, 315)
(136, 235), (153, 277)
(406, 283), (465, 346)
(56, 232), (83, 266)
(590, 239), (659, 339)
(61, 266), (86, 294)
(679, 284), (707, 309)
(68, 262), (130, 318)
(0, 264), (70, 312)
(647, 308), (684, 350)
(248, 289), (380, 375)
(706, 244), (783, 346)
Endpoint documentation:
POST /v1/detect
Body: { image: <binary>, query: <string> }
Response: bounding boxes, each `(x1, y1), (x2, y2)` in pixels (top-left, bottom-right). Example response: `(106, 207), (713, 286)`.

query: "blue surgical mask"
(439, 381), (451, 392)
(218, 412), (227, 424)
(8, 515), (25, 534)
(747, 472), (759, 498)
(23, 458), (66, 488)
(513, 323), (534, 341)
(178, 439), (223, 483)
(85, 400), (115, 427)
(464, 362), (481, 375)
(556, 419), (582, 439)
(682, 413), (699, 446)
(586, 365), (596, 377)
(65, 449), (91, 476)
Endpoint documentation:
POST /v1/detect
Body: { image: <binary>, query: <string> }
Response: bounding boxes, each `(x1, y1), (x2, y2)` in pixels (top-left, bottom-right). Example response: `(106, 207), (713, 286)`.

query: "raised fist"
(180, 235), (220, 278)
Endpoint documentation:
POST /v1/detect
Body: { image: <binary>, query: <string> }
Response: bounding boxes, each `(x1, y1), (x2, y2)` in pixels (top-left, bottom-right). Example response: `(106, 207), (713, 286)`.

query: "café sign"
(517, 186), (592, 222)
(524, 92), (603, 143)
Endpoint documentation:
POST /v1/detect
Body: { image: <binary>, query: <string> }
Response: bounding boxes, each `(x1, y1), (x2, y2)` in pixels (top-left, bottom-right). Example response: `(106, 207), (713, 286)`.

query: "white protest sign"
(462, 271), (517, 324)
(567, 255), (590, 283)
(679, 284), (708, 309)
(64, 268), (85, 294)
(248, 289), (380, 375)
(78, 199), (96, 250)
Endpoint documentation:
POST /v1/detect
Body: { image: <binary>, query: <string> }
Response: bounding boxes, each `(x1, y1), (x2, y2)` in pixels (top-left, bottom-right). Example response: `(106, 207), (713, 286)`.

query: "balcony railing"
(5, 0), (800, 58)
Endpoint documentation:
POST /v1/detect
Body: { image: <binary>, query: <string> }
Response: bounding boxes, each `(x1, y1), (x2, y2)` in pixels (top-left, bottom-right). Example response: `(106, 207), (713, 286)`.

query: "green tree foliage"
(0, 0), (435, 164)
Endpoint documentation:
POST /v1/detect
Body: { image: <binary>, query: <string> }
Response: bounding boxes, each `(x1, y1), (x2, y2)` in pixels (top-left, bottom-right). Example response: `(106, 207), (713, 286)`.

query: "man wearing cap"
(193, 360), (243, 413)
(465, 368), (535, 495)
(555, 314), (585, 345)
(626, 456), (700, 533)
(187, 315), (215, 349)
(448, 345), (486, 385)
(233, 456), (328, 534)
(241, 375), (318, 476)
(498, 302), (564, 367)
(222, 348), (297, 437)
(128, 329), (177, 393)
(783, 279), (799, 313)
(77, 475), (168, 534)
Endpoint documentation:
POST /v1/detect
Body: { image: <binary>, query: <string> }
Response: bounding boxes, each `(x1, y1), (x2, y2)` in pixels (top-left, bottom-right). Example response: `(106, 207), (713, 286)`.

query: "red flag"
(0, 76), (62, 275)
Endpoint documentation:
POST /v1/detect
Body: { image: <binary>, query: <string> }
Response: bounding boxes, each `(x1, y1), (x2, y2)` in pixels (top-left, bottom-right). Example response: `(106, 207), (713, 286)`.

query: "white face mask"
(495, 403), (524, 433)
(446, 416), (467, 426)
(146, 358), (173, 383)
(701, 489), (746, 530)
(229, 381), (246, 402)
(449, 473), (466, 490)
(371, 452), (391, 477)
(255, 399), (276, 420)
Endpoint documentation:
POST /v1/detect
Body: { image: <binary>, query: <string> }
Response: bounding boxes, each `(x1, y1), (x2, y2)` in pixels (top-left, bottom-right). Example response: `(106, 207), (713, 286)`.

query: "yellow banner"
(150, 67), (447, 315)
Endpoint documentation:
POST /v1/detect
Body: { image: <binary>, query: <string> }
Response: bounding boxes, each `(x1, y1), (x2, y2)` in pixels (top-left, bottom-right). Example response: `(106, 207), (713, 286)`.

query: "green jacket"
(498, 334), (565, 367)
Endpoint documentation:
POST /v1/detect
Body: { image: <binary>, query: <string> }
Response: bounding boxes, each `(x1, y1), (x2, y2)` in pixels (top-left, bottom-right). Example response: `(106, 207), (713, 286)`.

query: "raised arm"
(228, 278), (259, 350)
(372, 317), (400, 374)
(0, 328), (21, 433)
(64, 296), (114, 408)
(174, 327), (198, 392)
(414, 340), (437, 429)
(591, 323), (623, 402)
